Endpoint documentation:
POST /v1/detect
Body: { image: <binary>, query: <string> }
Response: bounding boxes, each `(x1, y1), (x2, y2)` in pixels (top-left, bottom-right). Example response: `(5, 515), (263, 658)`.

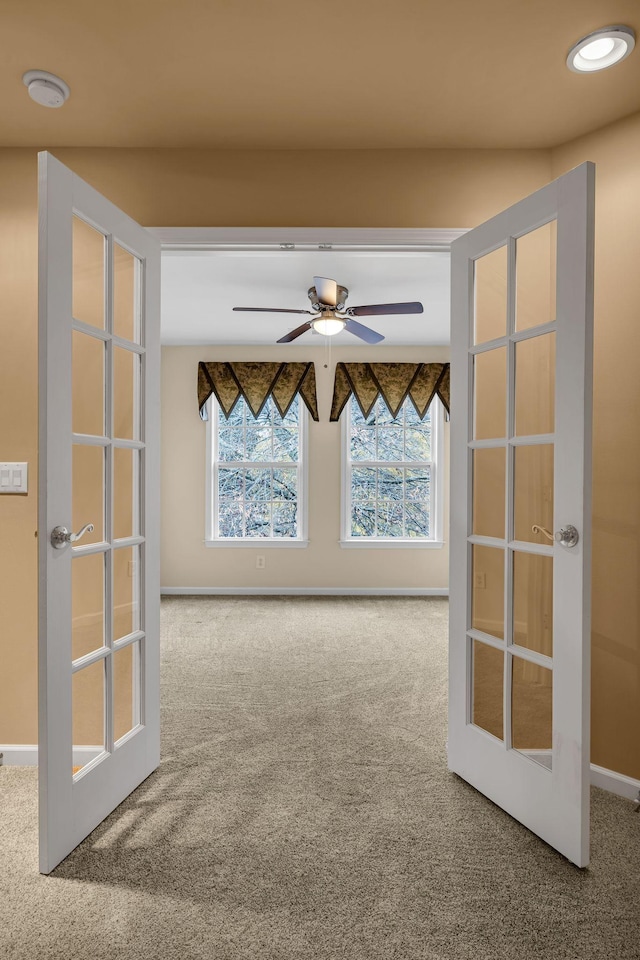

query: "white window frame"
(340, 396), (445, 548)
(205, 396), (309, 547)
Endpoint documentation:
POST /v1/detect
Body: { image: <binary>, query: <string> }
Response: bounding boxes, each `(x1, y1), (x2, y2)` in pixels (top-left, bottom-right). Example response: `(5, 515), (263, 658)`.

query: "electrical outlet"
(474, 572), (486, 590)
(256, 556), (266, 569)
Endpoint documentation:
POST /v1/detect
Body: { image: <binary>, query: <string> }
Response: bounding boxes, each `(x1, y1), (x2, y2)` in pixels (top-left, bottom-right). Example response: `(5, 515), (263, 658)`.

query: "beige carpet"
(1, 596), (640, 959)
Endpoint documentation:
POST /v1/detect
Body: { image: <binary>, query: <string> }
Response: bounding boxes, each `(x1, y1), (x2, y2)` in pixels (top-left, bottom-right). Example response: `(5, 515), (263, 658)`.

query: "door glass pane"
(114, 641), (139, 743)
(113, 447), (139, 540)
(515, 333), (555, 436)
(113, 243), (140, 343)
(113, 347), (139, 440)
(514, 444), (554, 544)
(516, 221), (557, 331)
(72, 444), (104, 545)
(72, 331), (104, 436)
(513, 552), (553, 656)
(472, 639), (504, 740)
(72, 659), (105, 775)
(474, 347), (507, 440)
(474, 245), (507, 344)
(72, 553), (105, 660)
(473, 447), (505, 539)
(512, 657), (552, 768)
(472, 544), (504, 639)
(113, 546), (140, 642)
(72, 216), (105, 329)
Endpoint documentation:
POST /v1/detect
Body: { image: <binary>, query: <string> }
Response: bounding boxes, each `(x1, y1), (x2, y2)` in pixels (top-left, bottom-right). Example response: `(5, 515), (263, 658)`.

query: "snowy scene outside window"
(346, 395), (439, 540)
(212, 395), (304, 539)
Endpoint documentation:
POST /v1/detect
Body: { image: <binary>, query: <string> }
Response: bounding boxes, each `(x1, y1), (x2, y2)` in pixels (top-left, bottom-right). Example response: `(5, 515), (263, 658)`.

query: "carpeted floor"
(1, 596), (640, 959)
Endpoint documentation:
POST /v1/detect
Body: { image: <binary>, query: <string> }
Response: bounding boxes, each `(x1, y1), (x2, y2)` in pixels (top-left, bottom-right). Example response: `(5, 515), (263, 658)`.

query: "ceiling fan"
(233, 276), (423, 344)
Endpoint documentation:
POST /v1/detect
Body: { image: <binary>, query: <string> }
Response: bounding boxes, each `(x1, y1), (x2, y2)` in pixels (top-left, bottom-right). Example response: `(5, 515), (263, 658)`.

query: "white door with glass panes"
(448, 162), (594, 867)
(38, 153), (161, 874)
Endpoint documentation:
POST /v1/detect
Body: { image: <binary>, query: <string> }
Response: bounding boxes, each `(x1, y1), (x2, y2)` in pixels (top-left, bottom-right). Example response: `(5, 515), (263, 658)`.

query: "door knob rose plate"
(51, 523), (95, 549)
(532, 524), (579, 548)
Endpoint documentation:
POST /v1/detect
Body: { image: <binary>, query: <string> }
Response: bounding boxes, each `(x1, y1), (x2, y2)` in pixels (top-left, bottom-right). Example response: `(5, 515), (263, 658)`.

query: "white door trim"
(160, 586), (449, 596)
(147, 226), (468, 252)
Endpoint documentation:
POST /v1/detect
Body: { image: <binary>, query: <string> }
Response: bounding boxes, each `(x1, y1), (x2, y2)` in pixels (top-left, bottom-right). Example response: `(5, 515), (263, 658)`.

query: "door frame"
(147, 227), (468, 251)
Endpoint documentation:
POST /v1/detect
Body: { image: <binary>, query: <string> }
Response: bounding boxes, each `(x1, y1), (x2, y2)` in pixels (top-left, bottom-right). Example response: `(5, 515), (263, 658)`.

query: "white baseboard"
(161, 586), (449, 596)
(0, 745), (38, 766)
(0, 746), (103, 767)
(3, 747), (637, 805)
(590, 763), (640, 802)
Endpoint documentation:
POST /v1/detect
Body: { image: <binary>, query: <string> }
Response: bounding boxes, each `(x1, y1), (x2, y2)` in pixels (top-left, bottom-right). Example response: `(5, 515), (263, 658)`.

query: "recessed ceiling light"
(567, 25), (635, 73)
(22, 70), (70, 108)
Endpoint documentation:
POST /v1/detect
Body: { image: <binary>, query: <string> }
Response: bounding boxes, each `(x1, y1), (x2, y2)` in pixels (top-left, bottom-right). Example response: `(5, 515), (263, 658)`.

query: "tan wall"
(162, 345), (449, 591)
(0, 152), (39, 745)
(0, 143), (551, 745)
(552, 113), (640, 779)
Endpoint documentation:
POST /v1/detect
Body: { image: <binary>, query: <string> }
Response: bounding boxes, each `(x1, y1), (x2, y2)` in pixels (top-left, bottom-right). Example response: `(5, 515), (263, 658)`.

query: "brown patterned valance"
(330, 362), (450, 422)
(198, 361), (319, 421)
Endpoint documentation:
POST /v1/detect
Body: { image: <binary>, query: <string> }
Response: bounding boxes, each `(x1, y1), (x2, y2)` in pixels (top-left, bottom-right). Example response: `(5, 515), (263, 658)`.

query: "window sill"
(340, 539), (445, 549)
(204, 539), (309, 549)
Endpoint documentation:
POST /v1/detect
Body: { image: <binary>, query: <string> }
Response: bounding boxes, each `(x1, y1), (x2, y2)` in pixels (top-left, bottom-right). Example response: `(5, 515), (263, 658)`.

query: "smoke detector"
(23, 70), (70, 108)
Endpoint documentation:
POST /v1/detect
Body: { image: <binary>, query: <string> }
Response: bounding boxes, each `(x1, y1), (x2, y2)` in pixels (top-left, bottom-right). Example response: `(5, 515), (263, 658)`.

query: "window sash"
(343, 397), (442, 542)
(208, 398), (306, 541)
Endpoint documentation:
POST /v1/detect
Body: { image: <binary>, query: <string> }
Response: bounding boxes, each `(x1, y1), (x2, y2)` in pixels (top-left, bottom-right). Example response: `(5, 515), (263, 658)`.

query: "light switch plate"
(0, 462), (28, 494)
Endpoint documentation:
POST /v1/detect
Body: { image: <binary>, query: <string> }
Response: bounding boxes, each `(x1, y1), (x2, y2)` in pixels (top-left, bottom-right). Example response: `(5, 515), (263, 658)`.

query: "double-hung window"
(206, 395), (307, 544)
(342, 395), (443, 546)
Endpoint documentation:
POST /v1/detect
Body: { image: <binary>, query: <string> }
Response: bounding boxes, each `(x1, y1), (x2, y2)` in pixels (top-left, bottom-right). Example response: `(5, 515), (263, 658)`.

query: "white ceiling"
(161, 251), (450, 346)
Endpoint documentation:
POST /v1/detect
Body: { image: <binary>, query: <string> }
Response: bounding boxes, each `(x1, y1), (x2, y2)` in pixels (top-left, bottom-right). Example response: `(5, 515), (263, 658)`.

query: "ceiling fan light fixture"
(567, 25), (635, 72)
(312, 317), (345, 337)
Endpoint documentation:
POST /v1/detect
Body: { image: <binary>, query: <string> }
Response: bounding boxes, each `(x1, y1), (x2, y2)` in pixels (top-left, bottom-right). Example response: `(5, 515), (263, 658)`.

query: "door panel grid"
(39, 152), (161, 874)
(468, 226), (558, 754)
(449, 161), (594, 868)
(71, 214), (145, 774)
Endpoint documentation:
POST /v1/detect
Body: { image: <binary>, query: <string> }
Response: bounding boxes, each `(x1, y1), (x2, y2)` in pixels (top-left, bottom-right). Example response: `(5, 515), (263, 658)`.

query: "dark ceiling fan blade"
(344, 318), (385, 344)
(349, 301), (424, 317)
(233, 307), (314, 314)
(276, 321), (313, 343)
(313, 276), (338, 306)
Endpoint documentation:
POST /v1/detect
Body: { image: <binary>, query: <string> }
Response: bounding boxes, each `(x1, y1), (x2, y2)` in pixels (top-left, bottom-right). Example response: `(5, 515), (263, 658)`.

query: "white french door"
(448, 162), (594, 867)
(38, 153), (161, 874)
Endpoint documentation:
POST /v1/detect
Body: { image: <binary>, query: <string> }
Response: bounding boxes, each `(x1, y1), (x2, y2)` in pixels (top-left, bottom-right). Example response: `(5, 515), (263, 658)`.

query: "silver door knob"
(531, 524), (579, 548)
(51, 523), (94, 549)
